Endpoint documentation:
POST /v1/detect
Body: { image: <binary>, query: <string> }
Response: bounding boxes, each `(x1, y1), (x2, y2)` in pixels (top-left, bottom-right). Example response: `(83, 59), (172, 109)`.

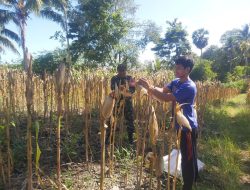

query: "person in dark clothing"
(107, 64), (135, 144)
(138, 56), (198, 190)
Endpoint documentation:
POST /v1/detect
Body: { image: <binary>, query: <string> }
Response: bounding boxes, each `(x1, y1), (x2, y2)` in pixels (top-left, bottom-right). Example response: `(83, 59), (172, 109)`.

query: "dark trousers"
(124, 99), (135, 142)
(106, 99), (135, 144)
(180, 128), (198, 190)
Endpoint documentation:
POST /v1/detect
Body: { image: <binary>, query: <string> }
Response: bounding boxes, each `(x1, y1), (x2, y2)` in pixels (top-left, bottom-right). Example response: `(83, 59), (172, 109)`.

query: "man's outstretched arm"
(138, 78), (175, 102)
(148, 87), (176, 102)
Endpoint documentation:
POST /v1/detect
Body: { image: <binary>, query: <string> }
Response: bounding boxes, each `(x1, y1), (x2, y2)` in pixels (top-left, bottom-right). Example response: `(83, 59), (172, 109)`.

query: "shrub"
(190, 59), (217, 81)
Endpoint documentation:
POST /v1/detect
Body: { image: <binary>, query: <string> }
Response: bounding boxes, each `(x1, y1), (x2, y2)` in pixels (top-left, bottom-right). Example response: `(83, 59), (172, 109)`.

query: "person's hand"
(129, 78), (136, 87)
(119, 85), (125, 91)
(137, 78), (151, 90)
(109, 91), (115, 98)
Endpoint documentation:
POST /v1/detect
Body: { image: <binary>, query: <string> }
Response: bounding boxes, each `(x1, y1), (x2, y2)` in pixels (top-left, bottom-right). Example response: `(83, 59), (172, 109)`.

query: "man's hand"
(109, 91), (115, 98)
(119, 85), (125, 91)
(129, 78), (136, 87)
(137, 78), (151, 90)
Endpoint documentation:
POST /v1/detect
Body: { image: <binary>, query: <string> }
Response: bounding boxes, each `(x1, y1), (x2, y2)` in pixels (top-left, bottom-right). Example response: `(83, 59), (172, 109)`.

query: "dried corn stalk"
(55, 63), (66, 190)
(137, 85), (148, 99)
(25, 52), (34, 190)
(246, 88), (250, 105)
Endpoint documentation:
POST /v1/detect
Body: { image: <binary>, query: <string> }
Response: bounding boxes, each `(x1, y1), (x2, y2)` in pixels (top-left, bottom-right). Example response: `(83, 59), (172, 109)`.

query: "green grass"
(62, 170), (74, 188)
(195, 94), (250, 190)
(223, 94), (249, 117)
(114, 146), (135, 174)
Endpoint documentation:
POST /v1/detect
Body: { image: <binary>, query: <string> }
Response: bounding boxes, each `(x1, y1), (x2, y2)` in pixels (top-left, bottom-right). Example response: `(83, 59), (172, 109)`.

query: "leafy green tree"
(190, 59), (217, 81)
(220, 25), (250, 68)
(152, 18), (191, 66)
(109, 20), (161, 68)
(192, 28), (209, 57)
(240, 41), (250, 66)
(238, 24), (250, 66)
(226, 65), (250, 82)
(202, 46), (229, 81)
(138, 20), (161, 49)
(224, 37), (239, 72)
(238, 24), (250, 42)
(33, 49), (67, 75)
(220, 29), (240, 45)
(68, 0), (132, 65)
(202, 45), (219, 60)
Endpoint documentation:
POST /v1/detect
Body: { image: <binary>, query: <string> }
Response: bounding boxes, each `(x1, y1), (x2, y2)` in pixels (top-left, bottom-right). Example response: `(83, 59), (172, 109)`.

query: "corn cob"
(175, 103), (192, 132)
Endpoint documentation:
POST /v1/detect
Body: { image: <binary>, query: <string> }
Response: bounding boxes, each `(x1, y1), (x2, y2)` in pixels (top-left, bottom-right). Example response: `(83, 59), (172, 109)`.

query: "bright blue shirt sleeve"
(166, 79), (178, 92)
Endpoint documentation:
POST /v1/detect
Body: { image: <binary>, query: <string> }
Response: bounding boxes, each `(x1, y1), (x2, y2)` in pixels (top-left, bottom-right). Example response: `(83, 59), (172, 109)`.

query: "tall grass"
(196, 94), (250, 190)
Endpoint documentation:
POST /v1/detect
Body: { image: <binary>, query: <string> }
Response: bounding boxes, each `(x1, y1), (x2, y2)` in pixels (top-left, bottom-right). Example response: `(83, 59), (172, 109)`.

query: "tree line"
(0, 0), (249, 82)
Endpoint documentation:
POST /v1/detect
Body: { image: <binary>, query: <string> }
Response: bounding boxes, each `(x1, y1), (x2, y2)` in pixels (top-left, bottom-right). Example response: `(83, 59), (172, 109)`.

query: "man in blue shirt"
(138, 56), (198, 190)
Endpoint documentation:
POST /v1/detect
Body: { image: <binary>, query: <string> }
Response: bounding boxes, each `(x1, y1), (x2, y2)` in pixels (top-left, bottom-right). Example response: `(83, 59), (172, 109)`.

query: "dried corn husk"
(176, 104), (192, 131)
(148, 106), (159, 145)
(163, 102), (171, 112)
(145, 152), (154, 162)
(55, 63), (66, 94)
(137, 85), (148, 98)
(121, 90), (133, 97)
(102, 96), (115, 119)
(176, 112), (192, 131)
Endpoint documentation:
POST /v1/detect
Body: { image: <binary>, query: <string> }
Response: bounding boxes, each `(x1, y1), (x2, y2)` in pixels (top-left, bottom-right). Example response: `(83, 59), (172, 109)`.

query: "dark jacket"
(111, 75), (135, 99)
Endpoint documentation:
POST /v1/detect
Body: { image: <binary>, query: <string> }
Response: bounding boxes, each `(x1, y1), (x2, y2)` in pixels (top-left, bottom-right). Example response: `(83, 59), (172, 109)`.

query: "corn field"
(0, 68), (239, 189)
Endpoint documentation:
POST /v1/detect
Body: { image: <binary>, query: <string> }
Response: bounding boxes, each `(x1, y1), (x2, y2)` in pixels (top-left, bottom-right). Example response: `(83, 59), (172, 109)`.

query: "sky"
(1, 0), (250, 63)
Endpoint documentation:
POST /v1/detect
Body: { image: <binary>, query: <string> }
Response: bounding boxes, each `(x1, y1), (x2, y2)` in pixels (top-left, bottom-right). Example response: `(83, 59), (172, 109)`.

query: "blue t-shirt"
(166, 78), (198, 131)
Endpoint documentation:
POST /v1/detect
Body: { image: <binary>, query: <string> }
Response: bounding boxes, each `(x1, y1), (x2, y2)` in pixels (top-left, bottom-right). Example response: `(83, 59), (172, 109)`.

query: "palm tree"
(0, 0), (66, 70)
(0, 9), (20, 56)
(192, 28), (209, 58)
(239, 24), (250, 41)
(224, 37), (237, 72)
(240, 40), (250, 66)
(40, 0), (71, 64)
(0, 26), (20, 55)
